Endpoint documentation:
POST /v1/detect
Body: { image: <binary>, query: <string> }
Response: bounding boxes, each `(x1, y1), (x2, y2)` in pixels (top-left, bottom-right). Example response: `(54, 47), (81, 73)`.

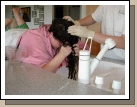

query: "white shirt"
(92, 5), (125, 61)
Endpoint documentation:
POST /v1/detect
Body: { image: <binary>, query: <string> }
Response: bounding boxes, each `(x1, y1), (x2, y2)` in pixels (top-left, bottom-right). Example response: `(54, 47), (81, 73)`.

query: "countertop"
(5, 60), (117, 96)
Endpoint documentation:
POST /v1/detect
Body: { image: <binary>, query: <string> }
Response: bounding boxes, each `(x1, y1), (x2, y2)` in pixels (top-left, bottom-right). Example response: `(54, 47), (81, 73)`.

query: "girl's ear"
(50, 32), (53, 38)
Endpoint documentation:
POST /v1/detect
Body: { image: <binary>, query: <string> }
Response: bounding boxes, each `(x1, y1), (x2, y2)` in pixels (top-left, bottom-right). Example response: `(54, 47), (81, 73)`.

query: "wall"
(86, 5), (101, 55)
(5, 5), (52, 29)
(80, 5), (86, 19)
(5, 5), (86, 43)
(5, 5), (87, 30)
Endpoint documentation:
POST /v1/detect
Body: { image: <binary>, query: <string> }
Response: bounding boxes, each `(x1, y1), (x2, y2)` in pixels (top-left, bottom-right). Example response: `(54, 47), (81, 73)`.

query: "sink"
(56, 58), (125, 95)
(89, 59), (125, 95)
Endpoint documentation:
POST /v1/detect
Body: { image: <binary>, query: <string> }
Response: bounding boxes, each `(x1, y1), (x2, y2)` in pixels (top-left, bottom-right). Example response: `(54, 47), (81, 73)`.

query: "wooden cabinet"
(86, 5), (101, 56)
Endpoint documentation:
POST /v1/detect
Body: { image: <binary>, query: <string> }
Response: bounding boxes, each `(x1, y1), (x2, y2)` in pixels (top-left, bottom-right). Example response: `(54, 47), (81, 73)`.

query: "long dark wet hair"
(49, 18), (81, 80)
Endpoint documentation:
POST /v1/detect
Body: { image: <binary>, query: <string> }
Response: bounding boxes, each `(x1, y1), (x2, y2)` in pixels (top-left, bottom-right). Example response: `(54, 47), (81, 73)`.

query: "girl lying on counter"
(5, 6), (89, 80)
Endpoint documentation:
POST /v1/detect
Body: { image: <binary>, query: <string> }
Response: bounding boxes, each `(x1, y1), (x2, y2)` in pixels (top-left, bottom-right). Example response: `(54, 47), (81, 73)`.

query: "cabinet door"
(86, 5), (101, 56)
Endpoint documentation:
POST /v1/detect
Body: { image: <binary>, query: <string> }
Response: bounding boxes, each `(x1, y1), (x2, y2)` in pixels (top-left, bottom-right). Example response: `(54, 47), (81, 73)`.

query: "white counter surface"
(5, 60), (116, 95)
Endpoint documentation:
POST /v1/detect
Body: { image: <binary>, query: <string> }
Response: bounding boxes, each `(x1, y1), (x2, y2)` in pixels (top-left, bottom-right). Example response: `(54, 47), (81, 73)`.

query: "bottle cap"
(79, 50), (90, 56)
(79, 50), (90, 60)
(95, 76), (104, 85)
(112, 80), (121, 90)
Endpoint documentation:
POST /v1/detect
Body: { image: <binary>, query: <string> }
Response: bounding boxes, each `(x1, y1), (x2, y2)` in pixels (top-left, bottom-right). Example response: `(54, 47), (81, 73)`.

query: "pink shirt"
(17, 25), (88, 68)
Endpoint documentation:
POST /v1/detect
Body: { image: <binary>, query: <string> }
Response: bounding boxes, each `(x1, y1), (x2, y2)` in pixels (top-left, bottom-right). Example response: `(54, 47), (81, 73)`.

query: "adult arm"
(78, 15), (96, 26)
(93, 33), (125, 49)
(68, 26), (125, 50)
(63, 15), (96, 26)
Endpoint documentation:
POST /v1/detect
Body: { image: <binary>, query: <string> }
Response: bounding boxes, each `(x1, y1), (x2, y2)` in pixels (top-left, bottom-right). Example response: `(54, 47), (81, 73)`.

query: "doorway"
(54, 5), (80, 20)
(54, 5), (63, 18)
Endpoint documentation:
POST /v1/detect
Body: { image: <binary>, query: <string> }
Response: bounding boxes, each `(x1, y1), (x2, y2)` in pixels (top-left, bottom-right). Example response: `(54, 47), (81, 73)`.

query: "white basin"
(89, 59), (125, 95)
(56, 58), (125, 95)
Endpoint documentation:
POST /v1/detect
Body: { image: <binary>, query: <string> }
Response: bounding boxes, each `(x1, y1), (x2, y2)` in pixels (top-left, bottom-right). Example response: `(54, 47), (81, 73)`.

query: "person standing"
(63, 5), (125, 61)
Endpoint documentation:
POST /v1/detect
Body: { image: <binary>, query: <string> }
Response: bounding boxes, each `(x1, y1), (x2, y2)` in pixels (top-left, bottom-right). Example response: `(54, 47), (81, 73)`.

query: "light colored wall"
(5, 5), (87, 31)
(80, 5), (86, 42)
(80, 5), (86, 19)
(5, 5), (53, 29)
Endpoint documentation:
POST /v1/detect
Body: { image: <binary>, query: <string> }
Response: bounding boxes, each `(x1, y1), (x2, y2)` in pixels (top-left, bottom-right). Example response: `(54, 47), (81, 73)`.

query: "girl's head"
(49, 18), (81, 80)
(49, 18), (80, 48)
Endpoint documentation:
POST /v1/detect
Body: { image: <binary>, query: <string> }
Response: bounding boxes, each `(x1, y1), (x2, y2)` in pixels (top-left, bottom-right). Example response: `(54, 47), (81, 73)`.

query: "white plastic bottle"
(78, 50), (90, 84)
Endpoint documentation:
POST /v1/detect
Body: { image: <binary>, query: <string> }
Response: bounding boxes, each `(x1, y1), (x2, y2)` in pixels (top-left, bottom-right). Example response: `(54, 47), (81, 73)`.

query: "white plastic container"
(78, 50), (90, 84)
(95, 76), (104, 89)
(112, 80), (121, 94)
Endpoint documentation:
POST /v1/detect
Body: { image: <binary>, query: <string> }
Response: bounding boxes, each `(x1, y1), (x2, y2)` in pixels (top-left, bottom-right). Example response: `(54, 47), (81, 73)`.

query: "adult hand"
(63, 16), (80, 25)
(67, 25), (95, 38)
